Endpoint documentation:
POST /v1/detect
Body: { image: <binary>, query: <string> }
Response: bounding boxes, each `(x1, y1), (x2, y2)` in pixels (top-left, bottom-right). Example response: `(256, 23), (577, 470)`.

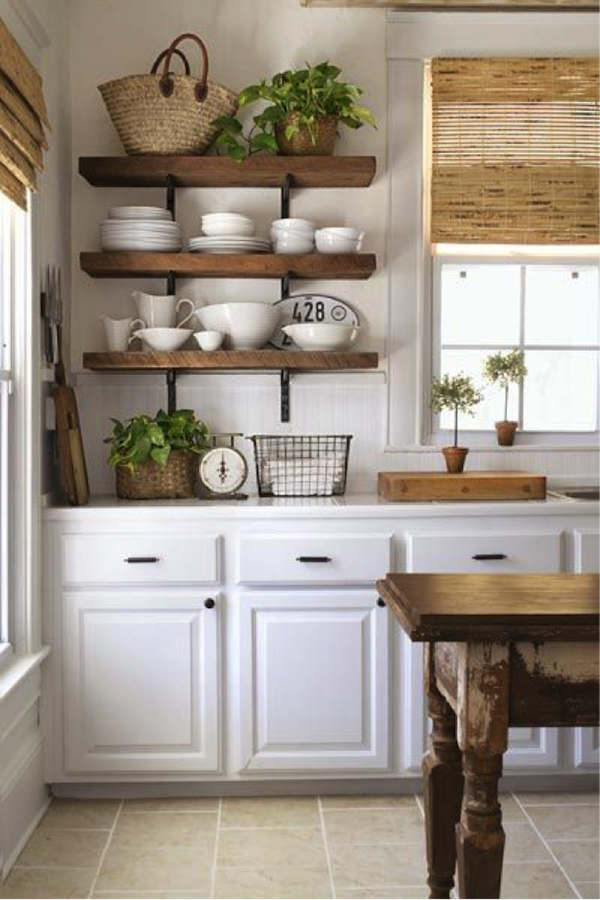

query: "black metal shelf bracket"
(280, 368), (291, 423)
(166, 269), (176, 296)
(280, 173), (292, 219)
(281, 272), (291, 301)
(166, 368), (177, 414)
(166, 173), (176, 220)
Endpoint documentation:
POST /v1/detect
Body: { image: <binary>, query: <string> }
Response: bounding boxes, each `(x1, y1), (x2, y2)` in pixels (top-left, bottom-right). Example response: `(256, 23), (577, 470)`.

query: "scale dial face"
(199, 447), (248, 495)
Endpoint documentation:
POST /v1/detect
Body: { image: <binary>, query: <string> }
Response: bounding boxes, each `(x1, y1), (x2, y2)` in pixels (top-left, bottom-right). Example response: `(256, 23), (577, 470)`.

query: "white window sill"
(385, 444), (600, 453)
(0, 647), (50, 703)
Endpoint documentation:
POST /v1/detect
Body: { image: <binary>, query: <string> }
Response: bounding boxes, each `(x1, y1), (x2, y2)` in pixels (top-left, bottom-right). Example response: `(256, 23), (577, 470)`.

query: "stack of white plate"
(108, 206), (173, 222)
(101, 213), (182, 252)
(187, 235), (271, 254)
(201, 213), (255, 237)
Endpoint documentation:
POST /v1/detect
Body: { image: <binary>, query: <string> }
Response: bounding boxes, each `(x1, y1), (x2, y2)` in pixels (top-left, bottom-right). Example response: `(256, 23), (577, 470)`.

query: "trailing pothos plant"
(212, 62), (376, 161)
(105, 409), (210, 473)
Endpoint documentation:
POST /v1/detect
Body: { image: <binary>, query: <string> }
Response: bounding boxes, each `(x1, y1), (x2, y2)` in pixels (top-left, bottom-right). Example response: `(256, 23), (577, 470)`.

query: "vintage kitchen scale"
(198, 433), (249, 500)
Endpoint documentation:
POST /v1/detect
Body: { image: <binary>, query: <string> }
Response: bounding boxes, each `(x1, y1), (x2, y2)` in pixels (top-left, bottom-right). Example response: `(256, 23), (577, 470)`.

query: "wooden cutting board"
(53, 319), (89, 506)
(378, 471), (546, 502)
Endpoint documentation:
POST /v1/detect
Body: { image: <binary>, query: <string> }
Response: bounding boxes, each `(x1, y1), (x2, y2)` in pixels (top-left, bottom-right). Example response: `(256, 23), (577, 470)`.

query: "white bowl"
(272, 234), (315, 255)
(202, 222), (255, 237)
(282, 323), (360, 351)
(194, 330), (224, 351)
(271, 218), (315, 234)
(131, 327), (192, 352)
(318, 227), (364, 241)
(315, 230), (363, 254)
(197, 302), (280, 350)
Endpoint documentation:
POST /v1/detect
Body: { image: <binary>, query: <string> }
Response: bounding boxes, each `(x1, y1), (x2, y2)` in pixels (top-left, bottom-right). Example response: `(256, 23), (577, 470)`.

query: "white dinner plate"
(108, 207), (172, 220)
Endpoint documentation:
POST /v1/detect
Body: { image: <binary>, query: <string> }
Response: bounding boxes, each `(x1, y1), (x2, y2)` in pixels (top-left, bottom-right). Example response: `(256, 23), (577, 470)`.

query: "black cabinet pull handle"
(472, 553), (508, 561)
(204, 598), (215, 609)
(124, 556), (160, 564)
(296, 556), (332, 563)
(377, 597), (386, 608)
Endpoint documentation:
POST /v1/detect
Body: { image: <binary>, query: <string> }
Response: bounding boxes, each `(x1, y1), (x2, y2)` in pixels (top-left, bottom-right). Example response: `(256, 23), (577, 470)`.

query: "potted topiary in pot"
(483, 350), (527, 447)
(105, 409), (210, 500)
(212, 62), (376, 160)
(431, 373), (483, 473)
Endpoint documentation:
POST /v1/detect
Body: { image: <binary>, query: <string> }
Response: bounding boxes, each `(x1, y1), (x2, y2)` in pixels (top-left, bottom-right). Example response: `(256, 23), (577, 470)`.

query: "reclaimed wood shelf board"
(80, 252), (376, 280)
(378, 471), (547, 502)
(83, 350), (380, 371)
(79, 156), (376, 188)
(301, 1), (598, 8)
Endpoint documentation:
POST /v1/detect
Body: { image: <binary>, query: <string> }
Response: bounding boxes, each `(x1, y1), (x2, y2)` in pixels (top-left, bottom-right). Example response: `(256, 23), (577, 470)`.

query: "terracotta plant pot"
(442, 446), (469, 474)
(495, 420), (518, 447)
(275, 114), (338, 156)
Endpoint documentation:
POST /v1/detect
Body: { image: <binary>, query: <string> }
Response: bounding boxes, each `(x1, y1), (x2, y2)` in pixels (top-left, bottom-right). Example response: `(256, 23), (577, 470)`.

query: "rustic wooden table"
(377, 573), (600, 900)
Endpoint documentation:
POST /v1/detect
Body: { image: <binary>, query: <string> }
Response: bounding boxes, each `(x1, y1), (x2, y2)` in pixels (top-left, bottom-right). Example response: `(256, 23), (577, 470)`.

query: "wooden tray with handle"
(53, 316), (89, 505)
(378, 471), (546, 502)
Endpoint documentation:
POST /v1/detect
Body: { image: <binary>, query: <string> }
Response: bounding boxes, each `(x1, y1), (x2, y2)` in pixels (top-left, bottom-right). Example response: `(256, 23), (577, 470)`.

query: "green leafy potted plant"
(483, 350), (528, 446)
(431, 373), (483, 473)
(212, 62), (376, 160)
(105, 409), (210, 500)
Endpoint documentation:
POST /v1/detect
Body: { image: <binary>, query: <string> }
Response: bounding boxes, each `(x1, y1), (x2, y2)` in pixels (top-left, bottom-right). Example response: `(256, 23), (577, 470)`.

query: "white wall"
(68, 0), (598, 495)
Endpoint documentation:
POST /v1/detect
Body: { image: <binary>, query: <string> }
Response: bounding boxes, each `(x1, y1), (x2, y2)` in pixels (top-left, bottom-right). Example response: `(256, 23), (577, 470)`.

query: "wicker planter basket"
(116, 450), (198, 500)
(275, 115), (338, 156)
(99, 33), (238, 156)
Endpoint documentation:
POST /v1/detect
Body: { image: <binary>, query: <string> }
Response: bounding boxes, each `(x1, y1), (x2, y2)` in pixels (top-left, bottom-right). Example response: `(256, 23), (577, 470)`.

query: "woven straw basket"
(99, 33), (238, 156)
(116, 450), (197, 500)
(275, 115), (338, 156)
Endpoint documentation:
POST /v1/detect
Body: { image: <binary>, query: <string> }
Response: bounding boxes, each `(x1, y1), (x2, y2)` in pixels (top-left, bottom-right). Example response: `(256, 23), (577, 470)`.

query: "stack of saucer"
(201, 213), (255, 236)
(101, 206), (182, 252)
(187, 212), (270, 254)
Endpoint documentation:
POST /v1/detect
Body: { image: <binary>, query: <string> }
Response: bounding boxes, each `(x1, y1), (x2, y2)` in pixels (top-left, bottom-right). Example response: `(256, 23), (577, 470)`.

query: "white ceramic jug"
(132, 291), (195, 328)
(101, 315), (145, 352)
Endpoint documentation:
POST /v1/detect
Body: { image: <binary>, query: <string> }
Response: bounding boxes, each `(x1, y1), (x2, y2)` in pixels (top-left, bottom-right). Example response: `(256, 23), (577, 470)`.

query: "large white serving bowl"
(282, 322), (360, 351)
(131, 327), (192, 352)
(196, 302), (280, 350)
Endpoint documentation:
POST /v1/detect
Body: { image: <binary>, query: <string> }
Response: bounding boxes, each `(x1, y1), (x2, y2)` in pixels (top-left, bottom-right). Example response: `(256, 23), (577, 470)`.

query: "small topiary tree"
(431, 373), (483, 448)
(483, 350), (527, 423)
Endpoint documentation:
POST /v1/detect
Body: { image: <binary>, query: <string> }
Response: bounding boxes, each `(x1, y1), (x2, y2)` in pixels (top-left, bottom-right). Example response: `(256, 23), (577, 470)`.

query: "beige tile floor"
(0, 791), (597, 899)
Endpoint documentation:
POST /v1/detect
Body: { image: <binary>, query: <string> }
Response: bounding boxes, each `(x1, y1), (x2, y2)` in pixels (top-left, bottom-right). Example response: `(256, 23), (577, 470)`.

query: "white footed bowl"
(282, 323), (360, 351)
(131, 327), (192, 352)
(197, 302), (280, 350)
(194, 330), (224, 351)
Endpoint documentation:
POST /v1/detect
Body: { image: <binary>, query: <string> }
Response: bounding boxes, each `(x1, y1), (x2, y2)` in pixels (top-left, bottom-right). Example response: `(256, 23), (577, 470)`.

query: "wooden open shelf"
(83, 350), (379, 372)
(80, 252), (376, 280)
(79, 155), (376, 189)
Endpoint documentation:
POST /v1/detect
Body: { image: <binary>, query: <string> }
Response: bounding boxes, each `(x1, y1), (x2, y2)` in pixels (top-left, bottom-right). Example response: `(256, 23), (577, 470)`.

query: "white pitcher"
(132, 291), (195, 328)
(101, 315), (145, 352)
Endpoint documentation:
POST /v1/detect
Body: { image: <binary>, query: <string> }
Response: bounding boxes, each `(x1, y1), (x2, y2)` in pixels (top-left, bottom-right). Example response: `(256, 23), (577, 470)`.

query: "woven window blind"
(430, 57), (599, 244)
(0, 17), (49, 209)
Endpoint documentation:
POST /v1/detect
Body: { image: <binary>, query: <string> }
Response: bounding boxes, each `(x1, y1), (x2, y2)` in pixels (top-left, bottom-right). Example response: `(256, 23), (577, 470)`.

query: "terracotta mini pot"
(442, 446), (469, 474)
(275, 114), (338, 156)
(495, 420), (518, 447)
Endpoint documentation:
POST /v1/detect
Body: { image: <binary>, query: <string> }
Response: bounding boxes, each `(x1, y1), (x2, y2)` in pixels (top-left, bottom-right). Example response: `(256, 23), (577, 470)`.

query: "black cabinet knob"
(377, 597), (386, 608)
(204, 598), (215, 609)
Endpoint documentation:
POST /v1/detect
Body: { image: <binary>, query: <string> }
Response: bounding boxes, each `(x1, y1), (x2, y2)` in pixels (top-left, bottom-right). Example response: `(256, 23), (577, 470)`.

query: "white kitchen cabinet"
(573, 528), (599, 770)
(63, 591), (220, 774)
(238, 590), (390, 772)
(402, 528), (563, 771)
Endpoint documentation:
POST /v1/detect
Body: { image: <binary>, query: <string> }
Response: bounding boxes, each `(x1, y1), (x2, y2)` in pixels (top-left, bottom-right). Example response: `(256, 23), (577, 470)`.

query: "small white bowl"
(194, 330), (224, 351)
(273, 234), (315, 255)
(319, 227), (364, 241)
(131, 327), (192, 352)
(282, 323), (360, 351)
(315, 230), (363, 254)
(271, 218), (315, 234)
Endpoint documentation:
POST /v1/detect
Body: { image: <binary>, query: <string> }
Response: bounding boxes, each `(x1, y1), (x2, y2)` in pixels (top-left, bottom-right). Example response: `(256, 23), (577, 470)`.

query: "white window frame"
(385, 9), (600, 452)
(430, 251), (600, 447)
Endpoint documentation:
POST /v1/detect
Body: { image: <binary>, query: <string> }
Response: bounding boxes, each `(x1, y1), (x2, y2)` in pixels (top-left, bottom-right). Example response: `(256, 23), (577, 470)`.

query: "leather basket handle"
(159, 32), (209, 103)
(150, 47), (191, 76)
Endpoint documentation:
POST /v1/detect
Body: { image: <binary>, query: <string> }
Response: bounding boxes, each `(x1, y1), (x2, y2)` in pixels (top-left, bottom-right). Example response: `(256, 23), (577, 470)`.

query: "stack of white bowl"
(315, 227), (364, 254)
(188, 213), (270, 254)
(101, 206), (182, 252)
(270, 218), (315, 255)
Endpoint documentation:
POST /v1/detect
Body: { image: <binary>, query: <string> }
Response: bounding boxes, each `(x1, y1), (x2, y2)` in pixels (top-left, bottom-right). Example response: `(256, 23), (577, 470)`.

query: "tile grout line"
(511, 792), (583, 900)
(209, 797), (223, 900)
(318, 796), (337, 900)
(87, 798), (124, 900)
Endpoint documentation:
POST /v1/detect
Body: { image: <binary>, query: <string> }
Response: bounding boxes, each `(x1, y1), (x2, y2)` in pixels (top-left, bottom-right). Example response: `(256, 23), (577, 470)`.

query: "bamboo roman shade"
(430, 58), (600, 244)
(0, 17), (49, 209)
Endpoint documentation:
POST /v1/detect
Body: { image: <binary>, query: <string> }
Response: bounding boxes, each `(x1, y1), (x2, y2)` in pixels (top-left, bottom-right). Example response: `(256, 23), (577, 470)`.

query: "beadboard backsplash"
(75, 372), (598, 496)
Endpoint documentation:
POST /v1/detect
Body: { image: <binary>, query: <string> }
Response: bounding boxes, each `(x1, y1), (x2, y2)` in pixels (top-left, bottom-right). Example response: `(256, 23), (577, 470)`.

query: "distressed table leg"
(423, 644), (463, 899)
(455, 642), (510, 900)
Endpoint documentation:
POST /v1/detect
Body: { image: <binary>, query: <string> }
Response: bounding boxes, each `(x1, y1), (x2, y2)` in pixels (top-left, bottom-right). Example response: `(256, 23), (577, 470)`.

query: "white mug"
(101, 315), (145, 352)
(132, 291), (195, 328)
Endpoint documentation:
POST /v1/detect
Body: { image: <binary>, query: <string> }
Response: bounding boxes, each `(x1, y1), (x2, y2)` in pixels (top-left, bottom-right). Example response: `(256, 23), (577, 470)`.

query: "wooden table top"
(377, 573), (600, 642)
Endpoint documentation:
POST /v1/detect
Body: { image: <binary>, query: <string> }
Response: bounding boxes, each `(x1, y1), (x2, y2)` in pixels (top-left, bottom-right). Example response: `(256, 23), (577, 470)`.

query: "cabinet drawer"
(238, 533), (392, 585)
(407, 531), (562, 574)
(62, 533), (219, 586)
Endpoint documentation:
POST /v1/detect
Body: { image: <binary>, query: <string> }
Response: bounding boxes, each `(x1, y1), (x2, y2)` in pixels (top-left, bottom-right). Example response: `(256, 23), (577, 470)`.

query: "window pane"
(440, 264), (521, 346)
(523, 350), (598, 431)
(439, 349), (518, 432)
(525, 266), (599, 346)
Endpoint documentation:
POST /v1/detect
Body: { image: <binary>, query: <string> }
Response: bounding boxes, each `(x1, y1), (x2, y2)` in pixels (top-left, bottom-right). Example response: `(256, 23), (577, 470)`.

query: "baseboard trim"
(2, 794), (50, 880)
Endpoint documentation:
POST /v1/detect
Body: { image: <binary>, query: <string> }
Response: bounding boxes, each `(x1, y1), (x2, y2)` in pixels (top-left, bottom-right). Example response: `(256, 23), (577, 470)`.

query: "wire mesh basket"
(249, 435), (352, 498)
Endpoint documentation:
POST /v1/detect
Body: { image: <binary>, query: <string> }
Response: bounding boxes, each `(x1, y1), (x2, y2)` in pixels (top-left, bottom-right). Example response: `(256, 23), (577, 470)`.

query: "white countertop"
(43, 492), (599, 520)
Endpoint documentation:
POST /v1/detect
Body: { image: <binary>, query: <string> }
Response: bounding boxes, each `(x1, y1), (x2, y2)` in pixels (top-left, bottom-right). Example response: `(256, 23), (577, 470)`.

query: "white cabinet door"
(239, 591), (390, 772)
(573, 529), (599, 769)
(64, 592), (220, 774)
(401, 530), (562, 772)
